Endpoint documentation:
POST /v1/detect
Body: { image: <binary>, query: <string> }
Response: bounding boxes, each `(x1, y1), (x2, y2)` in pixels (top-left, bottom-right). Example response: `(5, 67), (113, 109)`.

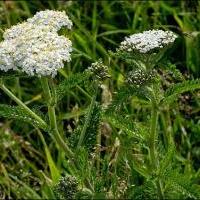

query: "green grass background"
(0, 0), (199, 198)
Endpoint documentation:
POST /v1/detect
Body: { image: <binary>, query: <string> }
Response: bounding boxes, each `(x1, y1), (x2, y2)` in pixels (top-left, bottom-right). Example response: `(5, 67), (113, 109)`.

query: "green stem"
(166, 109), (173, 144)
(156, 180), (164, 200)
(150, 107), (164, 199)
(76, 85), (92, 100)
(41, 78), (94, 191)
(160, 112), (168, 148)
(160, 109), (173, 148)
(96, 128), (101, 175)
(0, 83), (47, 129)
(77, 85), (97, 149)
(149, 91), (164, 199)
(149, 104), (158, 169)
(40, 77), (74, 158)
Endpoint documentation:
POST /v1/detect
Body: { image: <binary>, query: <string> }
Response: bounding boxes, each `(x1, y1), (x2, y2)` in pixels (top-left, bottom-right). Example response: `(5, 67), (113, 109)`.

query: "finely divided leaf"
(103, 112), (147, 141)
(162, 79), (200, 104)
(0, 104), (46, 129)
(56, 72), (90, 101)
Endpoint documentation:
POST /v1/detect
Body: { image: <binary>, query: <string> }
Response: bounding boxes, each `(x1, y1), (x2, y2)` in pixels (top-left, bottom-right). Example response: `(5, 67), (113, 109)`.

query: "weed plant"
(0, 1), (200, 199)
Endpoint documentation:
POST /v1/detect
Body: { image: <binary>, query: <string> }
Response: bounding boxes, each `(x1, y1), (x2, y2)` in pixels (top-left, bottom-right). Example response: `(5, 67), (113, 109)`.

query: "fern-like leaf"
(56, 72), (90, 101)
(165, 170), (200, 199)
(158, 140), (176, 177)
(103, 112), (147, 141)
(106, 86), (152, 114)
(0, 104), (46, 129)
(162, 79), (200, 104)
(69, 103), (101, 151)
(127, 181), (158, 200)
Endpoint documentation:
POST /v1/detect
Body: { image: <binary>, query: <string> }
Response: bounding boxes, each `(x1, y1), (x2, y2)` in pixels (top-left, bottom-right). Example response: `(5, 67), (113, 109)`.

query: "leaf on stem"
(162, 79), (200, 104)
(0, 104), (46, 130)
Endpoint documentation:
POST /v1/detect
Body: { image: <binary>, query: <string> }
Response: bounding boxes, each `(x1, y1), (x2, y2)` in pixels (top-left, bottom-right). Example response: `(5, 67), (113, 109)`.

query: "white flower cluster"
(119, 29), (177, 53)
(0, 10), (73, 77)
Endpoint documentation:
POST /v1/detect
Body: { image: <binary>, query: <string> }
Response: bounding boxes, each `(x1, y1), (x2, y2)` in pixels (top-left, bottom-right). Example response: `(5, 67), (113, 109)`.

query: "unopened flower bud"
(126, 69), (156, 87)
(86, 59), (110, 81)
(53, 175), (78, 199)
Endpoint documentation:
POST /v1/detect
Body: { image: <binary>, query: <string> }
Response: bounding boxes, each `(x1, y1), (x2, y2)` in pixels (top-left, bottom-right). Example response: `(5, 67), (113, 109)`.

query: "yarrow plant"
(0, 10), (74, 158)
(1, 8), (200, 199)
(114, 30), (178, 199)
(108, 30), (200, 199)
(0, 11), (111, 198)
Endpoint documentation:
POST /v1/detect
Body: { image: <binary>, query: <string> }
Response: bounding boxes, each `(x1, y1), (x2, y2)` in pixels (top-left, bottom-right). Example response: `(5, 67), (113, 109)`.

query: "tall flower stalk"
(40, 77), (74, 157)
(77, 59), (110, 149)
(0, 10), (74, 158)
(149, 88), (158, 169)
(118, 29), (177, 198)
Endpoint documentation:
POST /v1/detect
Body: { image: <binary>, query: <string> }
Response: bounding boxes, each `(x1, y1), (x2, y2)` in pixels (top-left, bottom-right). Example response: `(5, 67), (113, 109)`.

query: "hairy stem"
(149, 91), (164, 199)
(0, 83), (47, 129)
(41, 78), (94, 190)
(40, 77), (74, 158)
(96, 128), (101, 175)
(149, 103), (158, 169)
(160, 109), (173, 148)
(160, 112), (168, 148)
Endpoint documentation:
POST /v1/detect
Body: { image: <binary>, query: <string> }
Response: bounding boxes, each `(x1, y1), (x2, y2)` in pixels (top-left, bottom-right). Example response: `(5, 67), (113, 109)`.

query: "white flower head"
(27, 10), (73, 32)
(0, 10), (73, 77)
(12, 24), (72, 77)
(119, 29), (177, 54)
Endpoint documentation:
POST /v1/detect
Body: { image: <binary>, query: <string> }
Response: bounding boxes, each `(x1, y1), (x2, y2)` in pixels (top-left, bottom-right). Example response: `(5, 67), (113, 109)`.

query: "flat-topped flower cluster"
(119, 29), (177, 53)
(0, 10), (72, 77)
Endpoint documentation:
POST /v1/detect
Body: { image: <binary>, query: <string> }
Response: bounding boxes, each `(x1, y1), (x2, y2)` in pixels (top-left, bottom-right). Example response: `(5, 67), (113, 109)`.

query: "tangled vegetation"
(0, 1), (200, 199)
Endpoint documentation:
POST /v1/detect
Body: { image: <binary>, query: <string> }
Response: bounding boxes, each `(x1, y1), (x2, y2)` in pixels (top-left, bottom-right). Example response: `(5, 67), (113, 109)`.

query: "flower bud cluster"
(119, 29), (177, 53)
(0, 10), (72, 77)
(54, 175), (78, 199)
(86, 59), (110, 81)
(126, 69), (156, 87)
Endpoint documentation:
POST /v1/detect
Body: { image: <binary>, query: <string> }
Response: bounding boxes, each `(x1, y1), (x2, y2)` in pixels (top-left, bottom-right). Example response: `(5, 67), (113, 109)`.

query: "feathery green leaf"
(56, 72), (90, 101)
(0, 104), (46, 129)
(162, 79), (200, 104)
